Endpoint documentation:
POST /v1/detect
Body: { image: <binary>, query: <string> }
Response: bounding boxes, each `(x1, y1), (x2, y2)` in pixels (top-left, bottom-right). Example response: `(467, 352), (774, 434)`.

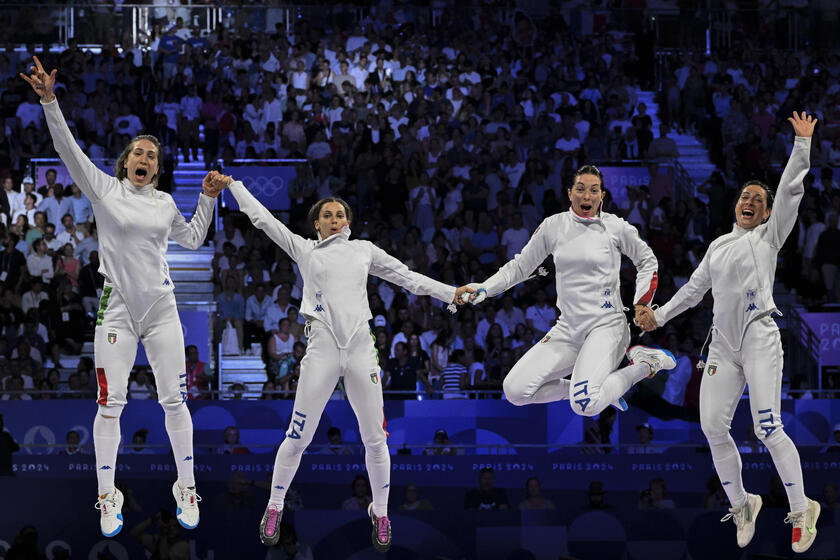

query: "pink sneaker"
(259, 504), (282, 546)
(368, 503), (391, 552)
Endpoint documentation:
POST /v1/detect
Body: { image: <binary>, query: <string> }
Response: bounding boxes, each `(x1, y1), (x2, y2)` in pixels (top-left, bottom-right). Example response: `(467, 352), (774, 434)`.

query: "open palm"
(788, 111), (817, 138)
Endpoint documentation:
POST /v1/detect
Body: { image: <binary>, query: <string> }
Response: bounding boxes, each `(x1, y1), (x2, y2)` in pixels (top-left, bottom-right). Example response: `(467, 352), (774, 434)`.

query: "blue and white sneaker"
(627, 345), (677, 378)
(95, 488), (124, 537)
(612, 396), (629, 412)
(172, 482), (201, 529)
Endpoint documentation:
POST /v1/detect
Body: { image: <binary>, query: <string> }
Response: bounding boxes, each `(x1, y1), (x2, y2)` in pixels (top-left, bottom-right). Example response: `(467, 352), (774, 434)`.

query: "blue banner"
(801, 312), (840, 366)
(135, 308), (210, 366)
(220, 165), (294, 211)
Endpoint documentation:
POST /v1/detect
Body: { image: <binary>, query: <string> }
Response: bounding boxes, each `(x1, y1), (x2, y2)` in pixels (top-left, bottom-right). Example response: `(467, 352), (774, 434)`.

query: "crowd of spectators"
(0, 2), (838, 404)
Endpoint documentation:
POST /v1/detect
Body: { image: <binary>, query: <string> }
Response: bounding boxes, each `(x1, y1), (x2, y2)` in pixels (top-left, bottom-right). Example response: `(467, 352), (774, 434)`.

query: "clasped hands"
(634, 305), (658, 332)
(201, 171), (234, 198)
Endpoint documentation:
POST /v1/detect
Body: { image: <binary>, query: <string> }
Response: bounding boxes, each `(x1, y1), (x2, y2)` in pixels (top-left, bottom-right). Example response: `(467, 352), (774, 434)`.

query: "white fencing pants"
(700, 316), (807, 511)
(93, 284), (194, 491)
(269, 321), (390, 515)
(503, 317), (642, 417)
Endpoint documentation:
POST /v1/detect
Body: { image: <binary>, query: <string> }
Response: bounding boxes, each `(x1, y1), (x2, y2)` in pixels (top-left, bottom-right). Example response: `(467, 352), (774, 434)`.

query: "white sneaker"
(172, 482), (201, 529)
(786, 498), (820, 553)
(627, 345), (677, 377)
(95, 489), (124, 537)
(720, 493), (762, 547)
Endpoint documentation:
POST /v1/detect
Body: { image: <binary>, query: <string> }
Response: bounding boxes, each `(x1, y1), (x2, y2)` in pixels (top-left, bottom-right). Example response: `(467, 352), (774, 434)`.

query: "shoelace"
(265, 506), (280, 536)
(784, 510), (806, 527)
(179, 487), (202, 508)
(94, 494), (117, 515)
(720, 507), (745, 527)
(377, 515), (391, 543)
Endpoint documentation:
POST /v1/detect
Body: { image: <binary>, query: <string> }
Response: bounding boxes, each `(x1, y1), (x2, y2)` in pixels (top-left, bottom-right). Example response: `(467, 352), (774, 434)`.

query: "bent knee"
(502, 377), (529, 406)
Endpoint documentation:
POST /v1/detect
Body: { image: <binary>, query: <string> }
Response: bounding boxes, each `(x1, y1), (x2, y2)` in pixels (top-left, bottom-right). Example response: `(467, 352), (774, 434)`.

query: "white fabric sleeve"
(169, 193), (214, 250)
(228, 180), (312, 262)
(653, 248), (713, 327)
(42, 98), (112, 201)
(367, 242), (457, 304)
(482, 218), (551, 298)
(763, 136), (810, 249)
(617, 218), (659, 305)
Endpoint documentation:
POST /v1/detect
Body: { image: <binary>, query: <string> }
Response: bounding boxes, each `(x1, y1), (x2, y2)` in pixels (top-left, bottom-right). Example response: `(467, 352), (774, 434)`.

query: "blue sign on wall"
(220, 165), (295, 211)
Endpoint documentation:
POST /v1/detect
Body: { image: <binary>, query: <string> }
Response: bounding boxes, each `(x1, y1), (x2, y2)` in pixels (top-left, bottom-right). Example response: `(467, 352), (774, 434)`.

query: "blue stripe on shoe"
(101, 514), (123, 537)
(176, 508), (199, 529)
(612, 397), (628, 412)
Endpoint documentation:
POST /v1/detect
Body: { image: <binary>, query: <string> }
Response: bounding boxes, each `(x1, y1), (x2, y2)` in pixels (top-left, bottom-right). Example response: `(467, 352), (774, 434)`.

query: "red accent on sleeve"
(637, 271), (658, 306)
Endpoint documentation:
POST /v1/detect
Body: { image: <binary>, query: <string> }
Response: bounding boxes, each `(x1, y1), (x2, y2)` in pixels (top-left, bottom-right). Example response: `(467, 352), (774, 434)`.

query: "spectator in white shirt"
(213, 215), (247, 254)
(21, 279), (48, 313)
(113, 104), (144, 138)
(245, 283), (273, 342)
(56, 213), (84, 248)
(179, 84), (203, 161)
(500, 213), (530, 261)
(68, 183), (93, 225)
(16, 91), (42, 130)
(526, 289), (556, 335)
(26, 238), (53, 283)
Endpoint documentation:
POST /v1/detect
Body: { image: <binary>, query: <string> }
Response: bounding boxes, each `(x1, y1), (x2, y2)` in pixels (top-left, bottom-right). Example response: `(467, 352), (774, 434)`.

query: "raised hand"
(454, 285), (476, 306)
(788, 111), (817, 138)
(634, 305), (658, 332)
(201, 171), (233, 198)
(19, 56), (57, 102)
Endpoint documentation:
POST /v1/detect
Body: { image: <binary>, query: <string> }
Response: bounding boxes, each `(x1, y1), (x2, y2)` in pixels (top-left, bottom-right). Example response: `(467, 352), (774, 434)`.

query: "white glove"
(461, 283), (487, 305)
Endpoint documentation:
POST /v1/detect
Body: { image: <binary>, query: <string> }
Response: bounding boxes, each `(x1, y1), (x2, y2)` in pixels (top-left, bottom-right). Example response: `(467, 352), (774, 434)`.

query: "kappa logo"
(721, 481), (732, 486)
(784, 482), (795, 487)
(99, 465), (112, 470)
(746, 302), (758, 312)
(370, 372), (379, 384)
(601, 301), (614, 309)
(107, 331), (117, 344)
(314, 304), (325, 313)
(706, 365), (717, 376)
(163, 278), (171, 287)
(541, 335), (551, 343)
(275, 485), (285, 490)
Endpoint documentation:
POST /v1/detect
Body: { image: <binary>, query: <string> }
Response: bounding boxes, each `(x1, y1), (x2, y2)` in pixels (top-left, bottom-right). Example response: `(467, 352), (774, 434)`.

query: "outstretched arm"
(169, 171), (223, 250)
(213, 173), (312, 262)
(764, 111), (816, 248)
(368, 242), (464, 304)
(617, 219), (659, 323)
(649, 248), (713, 330)
(22, 56), (111, 202)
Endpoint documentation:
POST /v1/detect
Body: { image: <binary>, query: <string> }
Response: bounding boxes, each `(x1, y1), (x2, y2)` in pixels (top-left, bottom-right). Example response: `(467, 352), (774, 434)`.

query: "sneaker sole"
(612, 396), (628, 412)
(101, 514), (123, 538)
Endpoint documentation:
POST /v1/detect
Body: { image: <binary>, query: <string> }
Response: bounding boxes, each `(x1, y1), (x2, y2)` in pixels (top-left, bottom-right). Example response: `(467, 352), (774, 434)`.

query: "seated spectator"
(518, 477), (556, 510)
(423, 428), (458, 456)
(627, 422), (664, 454)
(60, 429), (86, 455)
(323, 426), (354, 455)
(185, 344), (211, 399)
(383, 341), (427, 399)
(584, 480), (614, 510)
(267, 523), (314, 560)
(124, 428), (154, 455)
(128, 367), (157, 400)
(216, 275), (245, 354)
(464, 467), (509, 510)
(647, 124), (679, 161)
(822, 424), (840, 453)
(55, 213), (84, 248)
(54, 243), (80, 289)
(399, 483), (433, 511)
(244, 282), (272, 346)
(274, 342), (305, 396)
(439, 349), (468, 399)
(266, 317), (295, 365)
(342, 475), (372, 511)
(220, 426), (249, 454)
(2, 375), (31, 400)
(638, 477), (675, 510)
(26, 238), (53, 283)
(20, 279), (48, 314)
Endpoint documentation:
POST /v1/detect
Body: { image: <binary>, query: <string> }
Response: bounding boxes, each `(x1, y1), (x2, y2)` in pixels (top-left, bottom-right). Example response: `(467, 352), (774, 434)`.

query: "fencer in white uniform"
(24, 57), (217, 537)
(464, 165), (676, 418)
(639, 112), (820, 553)
(219, 174), (471, 551)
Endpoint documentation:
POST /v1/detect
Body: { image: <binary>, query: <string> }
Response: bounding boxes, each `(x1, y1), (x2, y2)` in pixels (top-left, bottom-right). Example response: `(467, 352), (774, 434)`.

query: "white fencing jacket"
(230, 181), (457, 348)
(483, 210), (658, 332)
(654, 136), (811, 351)
(43, 99), (214, 322)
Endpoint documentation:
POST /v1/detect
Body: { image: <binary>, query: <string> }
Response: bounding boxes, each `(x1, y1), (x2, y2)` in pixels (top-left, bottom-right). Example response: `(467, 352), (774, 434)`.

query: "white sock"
(365, 441), (391, 517)
(763, 430), (808, 512)
(529, 378), (571, 404)
(93, 412), (121, 496)
(707, 432), (747, 509)
(269, 439), (306, 508)
(163, 403), (195, 488)
(598, 363), (649, 407)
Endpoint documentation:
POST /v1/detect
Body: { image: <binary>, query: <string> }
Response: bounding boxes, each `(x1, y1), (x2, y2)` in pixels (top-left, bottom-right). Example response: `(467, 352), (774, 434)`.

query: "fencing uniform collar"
(316, 224), (351, 244)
